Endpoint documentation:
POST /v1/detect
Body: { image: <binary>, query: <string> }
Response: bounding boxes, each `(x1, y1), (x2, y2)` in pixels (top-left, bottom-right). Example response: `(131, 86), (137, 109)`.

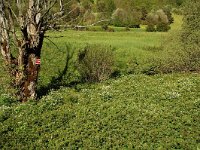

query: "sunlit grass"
(170, 14), (183, 31)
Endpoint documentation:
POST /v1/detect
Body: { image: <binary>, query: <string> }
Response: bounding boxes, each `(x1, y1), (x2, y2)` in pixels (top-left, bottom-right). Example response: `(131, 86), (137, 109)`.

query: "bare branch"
(0, 0), (11, 65)
(6, 2), (19, 23)
(88, 19), (111, 27)
(7, 6), (19, 46)
(41, 0), (57, 20)
(59, 0), (64, 12)
(44, 36), (61, 51)
(16, 0), (24, 28)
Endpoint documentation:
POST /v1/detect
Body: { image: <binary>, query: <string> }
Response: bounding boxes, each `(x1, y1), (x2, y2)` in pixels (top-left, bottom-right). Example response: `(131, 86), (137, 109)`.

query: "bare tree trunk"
(16, 0), (45, 102)
(17, 35), (44, 102)
(0, 0), (11, 66)
(1, 0), (45, 101)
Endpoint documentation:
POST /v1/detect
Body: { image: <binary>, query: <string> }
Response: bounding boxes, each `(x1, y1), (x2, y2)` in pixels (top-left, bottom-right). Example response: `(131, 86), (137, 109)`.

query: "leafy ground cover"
(1, 73), (200, 149)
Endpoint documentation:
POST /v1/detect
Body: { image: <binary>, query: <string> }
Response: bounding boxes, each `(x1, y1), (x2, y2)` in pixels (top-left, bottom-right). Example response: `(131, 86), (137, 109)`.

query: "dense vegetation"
(1, 74), (200, 149)
(0, 0), (200, 149)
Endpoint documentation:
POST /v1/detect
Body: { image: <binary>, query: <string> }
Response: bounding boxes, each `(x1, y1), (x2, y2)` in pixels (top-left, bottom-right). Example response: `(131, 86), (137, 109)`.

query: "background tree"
(146, 9), (171, 32)
(111, 8), (128, 27)
(111, 0), (142, 28)
(95, 0), (115, 21)
(146, 12), (157, 32)
(163, 5), (174, 24)
(155, 9), (171, 32)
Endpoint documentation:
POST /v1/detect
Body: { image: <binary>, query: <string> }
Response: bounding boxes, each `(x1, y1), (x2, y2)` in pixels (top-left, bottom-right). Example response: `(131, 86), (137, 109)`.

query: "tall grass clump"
(77, 44), (115, 82)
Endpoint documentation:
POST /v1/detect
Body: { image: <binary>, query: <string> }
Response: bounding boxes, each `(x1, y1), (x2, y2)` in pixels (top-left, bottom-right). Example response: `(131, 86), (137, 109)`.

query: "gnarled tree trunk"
(16, 1), (44, 101)
(16, 31), (44, 102)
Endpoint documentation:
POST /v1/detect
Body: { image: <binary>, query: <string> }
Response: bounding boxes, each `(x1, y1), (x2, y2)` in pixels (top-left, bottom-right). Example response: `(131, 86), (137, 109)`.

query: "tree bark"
(19, 52), (41, 102)
(16, 0), (45, 102)
(0, 0), (11, 66)
(17, 38), (44, 102)
(0, 0), (45, 102)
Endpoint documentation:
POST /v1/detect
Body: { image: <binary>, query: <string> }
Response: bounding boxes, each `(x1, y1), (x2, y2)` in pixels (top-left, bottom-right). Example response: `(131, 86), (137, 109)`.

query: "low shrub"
(111, 8), (141, 28)
(107, 27), (115, 32)
(155, 1), (200, 73)
(101, 24), (108, 31)
(0, 94), (18, 107)
(125, 26), (130, 31)
(156, 22), (171, 32)
(172, 8), (183, 15)
(146, 24), (156, 32)
(151, 32), (200, 73)
(77, 44), (115, 82)
(141, 63), (160, 75)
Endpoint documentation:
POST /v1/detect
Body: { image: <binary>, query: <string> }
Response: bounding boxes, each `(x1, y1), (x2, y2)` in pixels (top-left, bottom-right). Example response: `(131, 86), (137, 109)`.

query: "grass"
(170, 14), (183, 31)
(44, 30), (165, 63)
(40, 26), (167, 86)
(1, 15), (200, 149)
(39, 14), (182, 83)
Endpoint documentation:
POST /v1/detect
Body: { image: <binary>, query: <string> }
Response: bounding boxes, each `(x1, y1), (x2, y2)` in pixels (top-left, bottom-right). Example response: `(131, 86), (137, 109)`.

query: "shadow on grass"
(37, 46), (80, 99)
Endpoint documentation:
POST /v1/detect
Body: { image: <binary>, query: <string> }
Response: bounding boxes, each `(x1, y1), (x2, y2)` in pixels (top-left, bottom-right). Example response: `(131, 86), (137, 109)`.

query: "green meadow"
(0, 15), (200, 149)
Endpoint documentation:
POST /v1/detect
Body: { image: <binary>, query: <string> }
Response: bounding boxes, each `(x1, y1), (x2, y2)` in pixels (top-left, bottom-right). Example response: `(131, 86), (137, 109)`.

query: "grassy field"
(39, 26), (166, 87)
(0, 15), (200, 149)
(40, 30), (165, 81)
(38, 15), (183, 86)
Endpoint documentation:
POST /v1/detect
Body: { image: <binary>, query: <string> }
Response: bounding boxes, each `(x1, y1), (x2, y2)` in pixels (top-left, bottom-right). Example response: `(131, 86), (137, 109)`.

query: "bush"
(107, 27), (115, 32)
(146, 9), (171, 32)
(153, 32), (199, 73)
(125, 26), (130, 31)
(77, 44), (115, 82)
(156, 0), (200, 72)
(111, 8), (141, 28)
(156, 22), (171, 32)
(82, 11), (96, 25)
(111, 8), (127, 27)
(163, 6), (174, 24)
(146, 24), (156, 32)
(141, 64), (159, 75)
(129, 24), (140, 28)
(172, 8), (183, 15)
(101, 24), (108, 31)
(145, 13), (157, 32)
